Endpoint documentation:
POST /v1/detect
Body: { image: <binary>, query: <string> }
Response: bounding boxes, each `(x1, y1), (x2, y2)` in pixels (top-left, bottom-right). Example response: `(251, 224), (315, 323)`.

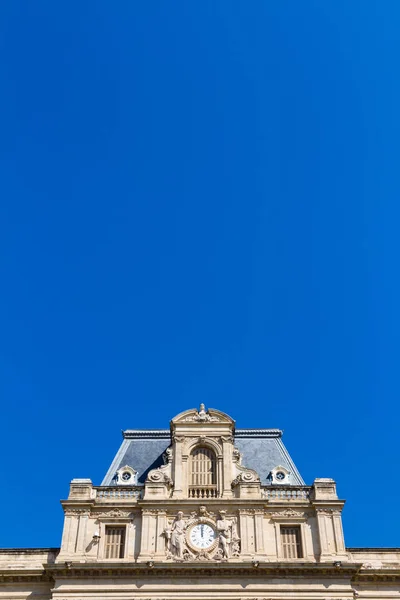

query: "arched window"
(189, 447), (217, 498)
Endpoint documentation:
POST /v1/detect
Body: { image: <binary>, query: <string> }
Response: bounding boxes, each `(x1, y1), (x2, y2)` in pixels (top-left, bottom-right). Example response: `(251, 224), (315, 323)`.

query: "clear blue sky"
(0, 1), (399, 549)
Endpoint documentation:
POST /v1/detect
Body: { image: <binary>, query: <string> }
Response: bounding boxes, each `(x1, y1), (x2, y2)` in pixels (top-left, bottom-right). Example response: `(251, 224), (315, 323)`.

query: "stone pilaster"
(172, 436), (184, 498)
(138, 509), (158, 561)
(221, 436), (233, 498)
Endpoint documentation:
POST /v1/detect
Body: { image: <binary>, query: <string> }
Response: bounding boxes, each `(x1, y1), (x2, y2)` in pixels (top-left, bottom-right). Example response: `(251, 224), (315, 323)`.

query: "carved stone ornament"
(269, 509), (305, 519)
(163, 506), (240, 562)
(146, 445), (173, 486)
(232, 447), (242, 463)
(316, 508), (341, 516)
(64, 508), (90, 517)
(183, 404), (221, 422)
(95, 508), (134, 519)
(163, 446), (173, 464)
(173, 435), (185, 443)
(232, 447), (260, 487)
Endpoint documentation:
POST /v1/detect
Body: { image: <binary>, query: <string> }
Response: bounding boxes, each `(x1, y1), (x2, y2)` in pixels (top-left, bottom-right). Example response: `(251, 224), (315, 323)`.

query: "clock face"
(189, 523), (216, 549)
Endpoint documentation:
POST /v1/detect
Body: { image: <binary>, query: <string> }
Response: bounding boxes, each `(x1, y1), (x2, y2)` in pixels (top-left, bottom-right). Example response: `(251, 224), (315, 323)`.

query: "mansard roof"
(101, 426), (304, 486)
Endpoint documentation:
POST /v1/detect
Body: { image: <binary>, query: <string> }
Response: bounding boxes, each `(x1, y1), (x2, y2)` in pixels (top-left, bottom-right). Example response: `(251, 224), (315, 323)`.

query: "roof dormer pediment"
(171, 404), (235, 438)
(172, 404), (234, 425)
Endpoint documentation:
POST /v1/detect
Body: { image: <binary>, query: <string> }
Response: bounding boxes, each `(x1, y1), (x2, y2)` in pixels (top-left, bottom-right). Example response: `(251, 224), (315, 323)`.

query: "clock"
(188, 523), (217, 550)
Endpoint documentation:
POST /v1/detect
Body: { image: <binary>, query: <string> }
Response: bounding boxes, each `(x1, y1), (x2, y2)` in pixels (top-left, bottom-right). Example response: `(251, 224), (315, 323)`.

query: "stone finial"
(183, 404), (220, 422)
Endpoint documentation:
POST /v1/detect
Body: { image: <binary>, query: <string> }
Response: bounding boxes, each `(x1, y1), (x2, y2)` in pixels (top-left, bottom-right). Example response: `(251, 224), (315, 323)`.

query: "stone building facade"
(1, 405), (399, 599)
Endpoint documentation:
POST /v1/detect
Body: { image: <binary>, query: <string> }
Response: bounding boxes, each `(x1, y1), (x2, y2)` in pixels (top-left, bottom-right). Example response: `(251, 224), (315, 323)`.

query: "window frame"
(98, 521), (129, 560)
(188, 445), (218, 498)
(271, 516), (309, 561)
(104, 525), (126, 559)
(280, 524), (303, 559)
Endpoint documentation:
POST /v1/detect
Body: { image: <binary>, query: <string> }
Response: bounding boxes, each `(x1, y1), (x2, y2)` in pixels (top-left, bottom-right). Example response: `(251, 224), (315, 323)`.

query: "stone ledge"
(44, 560), (363, 579)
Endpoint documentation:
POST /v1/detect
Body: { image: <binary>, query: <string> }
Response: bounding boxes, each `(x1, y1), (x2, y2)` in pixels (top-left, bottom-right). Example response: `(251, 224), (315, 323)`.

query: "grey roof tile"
(101, 429), (304, 486)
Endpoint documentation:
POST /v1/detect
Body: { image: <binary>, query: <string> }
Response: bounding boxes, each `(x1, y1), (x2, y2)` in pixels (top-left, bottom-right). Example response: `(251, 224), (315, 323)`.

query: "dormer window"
(189, 447), (217, 498)
(116, 465), (138, 486)
(270, 465), (290, 484)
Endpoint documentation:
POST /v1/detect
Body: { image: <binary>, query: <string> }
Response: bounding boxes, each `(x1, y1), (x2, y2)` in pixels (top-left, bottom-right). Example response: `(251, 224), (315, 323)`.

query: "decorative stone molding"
(171, 405), (234, 425)
(147, 469), (172, 484)
(145, 444), (173, 490)
(232, 470), (259, 486)
(64, 508), (91, 517)
(232, 446), (260, 486)
(315, 508), (342, 516)
(232, 447), (242, 463)
(268, 509), (306, 519)
(221, 435), (234, 443)
(184, 435), (223, 458)
(163, 446), (173, 464)
(182, 404), (222, 422)
(95, 508), (134, 519)
(239, 508), (256, 515)
(231, 446), (260, 498)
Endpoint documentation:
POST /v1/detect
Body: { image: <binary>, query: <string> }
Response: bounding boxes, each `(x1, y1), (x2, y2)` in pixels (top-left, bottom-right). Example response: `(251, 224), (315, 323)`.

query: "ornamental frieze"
(95, 508), (134, 519)
(269, 509), (305, 519)
(316, 508), (342, 516)
(64, 508), (90, 516)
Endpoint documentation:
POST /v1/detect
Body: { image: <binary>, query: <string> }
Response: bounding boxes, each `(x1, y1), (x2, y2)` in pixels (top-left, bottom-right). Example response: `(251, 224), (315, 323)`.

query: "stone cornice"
(0, 548), (58, 554)
(123, 429), (171, 439)
(44, 561), (362, 579)
(354, 568), (400, 582)
(347, 547), (400, 552)
(235, 429), (282, 438)
(122, 428), (283, 439)
(0, 570), (54, 583)
(3, 561), (400, 584)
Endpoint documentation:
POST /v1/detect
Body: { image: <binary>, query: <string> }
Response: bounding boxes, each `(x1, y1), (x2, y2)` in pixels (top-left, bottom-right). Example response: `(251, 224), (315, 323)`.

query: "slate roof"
(102, 428), (304, 486)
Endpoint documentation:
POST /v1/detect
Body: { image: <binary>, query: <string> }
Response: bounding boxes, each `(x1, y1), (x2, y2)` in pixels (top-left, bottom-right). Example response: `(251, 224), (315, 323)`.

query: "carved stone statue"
(216, 511), (232, 559)
(216, 511), (240, 559)
(170, 511), (186, 560)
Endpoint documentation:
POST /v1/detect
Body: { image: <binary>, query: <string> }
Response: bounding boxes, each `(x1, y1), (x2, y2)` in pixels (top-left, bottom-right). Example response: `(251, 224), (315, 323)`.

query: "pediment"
(171, 405), (235, 426)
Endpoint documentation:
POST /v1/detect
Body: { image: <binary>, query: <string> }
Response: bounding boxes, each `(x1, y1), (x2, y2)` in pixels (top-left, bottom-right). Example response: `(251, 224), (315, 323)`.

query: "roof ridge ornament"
(183, 404), (221, 423)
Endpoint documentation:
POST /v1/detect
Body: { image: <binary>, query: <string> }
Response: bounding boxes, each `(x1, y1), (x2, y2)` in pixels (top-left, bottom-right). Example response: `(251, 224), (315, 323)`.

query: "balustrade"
(188, 486), (218, 499)
(95, 486), (143, 500)
(262, 486), (311, 501)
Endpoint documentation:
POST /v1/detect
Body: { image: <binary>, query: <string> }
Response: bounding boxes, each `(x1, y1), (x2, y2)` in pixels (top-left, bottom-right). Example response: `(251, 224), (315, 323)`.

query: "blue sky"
(0, 1), (399, 548)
